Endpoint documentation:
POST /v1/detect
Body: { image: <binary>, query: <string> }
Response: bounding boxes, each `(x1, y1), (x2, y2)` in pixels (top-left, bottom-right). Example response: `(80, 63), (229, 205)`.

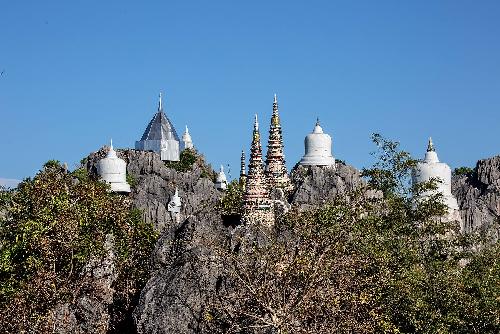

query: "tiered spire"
(242, 115), (272, 223)
(265, 94), (292, 191)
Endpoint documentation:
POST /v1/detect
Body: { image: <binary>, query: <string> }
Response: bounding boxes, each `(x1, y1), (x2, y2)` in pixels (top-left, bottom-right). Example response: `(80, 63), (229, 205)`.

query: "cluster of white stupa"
(94, 92), (461, 226)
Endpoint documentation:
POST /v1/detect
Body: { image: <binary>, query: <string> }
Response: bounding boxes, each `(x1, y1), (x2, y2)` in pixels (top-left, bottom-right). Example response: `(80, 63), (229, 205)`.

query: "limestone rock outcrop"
(452, 156), (500, 238)
(290, 162), (364, 209)
(86, 148), (219, 232)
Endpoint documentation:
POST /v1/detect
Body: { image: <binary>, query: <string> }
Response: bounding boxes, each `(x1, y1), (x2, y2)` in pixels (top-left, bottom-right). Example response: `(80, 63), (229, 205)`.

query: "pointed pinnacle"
(110, 138), (113, 150)
(158, 92), (163, 111)
(274, 93), (277, 104)
(427, 137), (435, 152)
(254, 114), (259, 130)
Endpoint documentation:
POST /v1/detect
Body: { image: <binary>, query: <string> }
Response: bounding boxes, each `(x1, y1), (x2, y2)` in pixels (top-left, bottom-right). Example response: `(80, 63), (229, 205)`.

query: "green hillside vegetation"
(0, 161), (157, 333)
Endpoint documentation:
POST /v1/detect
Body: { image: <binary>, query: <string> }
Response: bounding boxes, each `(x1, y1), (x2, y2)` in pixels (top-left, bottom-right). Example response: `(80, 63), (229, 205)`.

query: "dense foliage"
(0, 161), (157, 333)
(205, 135), (500, 334)
(166, 148), (216, 179)
(218, 180), (244, 216)
(453, 166), (475, 177)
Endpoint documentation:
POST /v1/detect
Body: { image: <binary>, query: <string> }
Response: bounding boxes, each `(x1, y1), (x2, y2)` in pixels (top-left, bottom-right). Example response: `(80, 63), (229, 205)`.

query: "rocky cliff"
(129, 158), (364, 333)
(84, 148), (228, 333)
(79, 149), (500, 333)
(452, 155), (500, 238)
(290, 162), (365, 209)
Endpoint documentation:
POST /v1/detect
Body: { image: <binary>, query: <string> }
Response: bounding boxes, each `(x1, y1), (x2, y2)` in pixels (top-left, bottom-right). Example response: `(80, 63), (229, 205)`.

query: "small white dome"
(412, 138), (458, 210)
(299, 119), (336, 167)
(97, 140), (131, 193)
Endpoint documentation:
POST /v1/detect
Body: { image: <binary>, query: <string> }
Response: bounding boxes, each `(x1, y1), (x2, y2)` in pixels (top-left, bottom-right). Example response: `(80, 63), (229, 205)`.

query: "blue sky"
(1, 1), (499, 181)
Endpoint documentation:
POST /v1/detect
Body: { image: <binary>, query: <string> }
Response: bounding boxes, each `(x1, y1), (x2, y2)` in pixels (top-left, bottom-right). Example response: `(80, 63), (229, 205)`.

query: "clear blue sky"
(1, 1), (499, 181)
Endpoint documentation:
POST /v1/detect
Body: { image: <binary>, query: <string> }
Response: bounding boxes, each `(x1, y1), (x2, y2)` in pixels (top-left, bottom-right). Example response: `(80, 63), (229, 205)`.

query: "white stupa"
(412, 138), (459, 211)
(215, 165), (228, 191)
(97, 140), (131, 193)
(299, 119), (336, 167)
(167, 187), (182, 214)
(182, 125), (194, 150)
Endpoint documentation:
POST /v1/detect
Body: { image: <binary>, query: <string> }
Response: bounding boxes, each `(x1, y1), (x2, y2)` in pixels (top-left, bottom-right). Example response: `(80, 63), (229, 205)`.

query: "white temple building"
(299, 119), (336, 167)
(215, 165), (228, 191)
(135, 93), (180, 161)
(412, 138), (461, 221)
(181, 126), (194, 151)
(97, 140), (131, 193)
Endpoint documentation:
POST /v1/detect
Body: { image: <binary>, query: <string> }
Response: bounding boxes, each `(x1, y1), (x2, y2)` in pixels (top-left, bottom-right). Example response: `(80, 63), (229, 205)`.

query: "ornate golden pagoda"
(242, 115), (274, 225)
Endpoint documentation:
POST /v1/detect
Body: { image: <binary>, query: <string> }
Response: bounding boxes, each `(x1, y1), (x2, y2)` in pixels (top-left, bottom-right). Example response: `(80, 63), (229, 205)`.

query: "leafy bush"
(0, 160), (158, 333)
(454, 166), (474, 177)
(166, 148), (216, 179)
(218, 180), (244, 216)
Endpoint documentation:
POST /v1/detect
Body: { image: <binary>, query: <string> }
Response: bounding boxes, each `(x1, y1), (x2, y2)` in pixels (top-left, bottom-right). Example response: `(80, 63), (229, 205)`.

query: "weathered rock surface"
(84, 148), (226, 333)
(452, 156), (500, 238)
(86, 148), (220, 232)
(52, 235), (117, 334)
(290, 162), (364, 209)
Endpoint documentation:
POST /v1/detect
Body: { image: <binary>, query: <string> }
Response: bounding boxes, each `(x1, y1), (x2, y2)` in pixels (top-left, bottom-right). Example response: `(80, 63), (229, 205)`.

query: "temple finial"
(110, 138), (113, 150)
(273, 93), (277, 104)
(220, 164), (224, 172)
(316, 117), (320, 126)
(158, 92), (163, 111)
(254, 114), (259, 130)
(185, 125), (189, 133)
(427, 137), (435, 152)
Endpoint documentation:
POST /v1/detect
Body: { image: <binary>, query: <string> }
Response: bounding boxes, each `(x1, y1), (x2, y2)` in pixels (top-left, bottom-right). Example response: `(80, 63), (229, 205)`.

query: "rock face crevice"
(452, 156), (500, 238)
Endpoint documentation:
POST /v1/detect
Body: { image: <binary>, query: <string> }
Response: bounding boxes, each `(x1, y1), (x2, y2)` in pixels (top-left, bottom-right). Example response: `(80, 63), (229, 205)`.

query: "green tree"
(0, 161), (158, 333)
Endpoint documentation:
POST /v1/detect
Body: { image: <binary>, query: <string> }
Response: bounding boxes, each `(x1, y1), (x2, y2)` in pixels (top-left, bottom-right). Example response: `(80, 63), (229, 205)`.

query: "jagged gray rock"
(86, 148), (220, 232)
(452, 156), (500, 238)
(290, 162), (364, 209)
(52, 235), (117, 334)
(84, 148), (225, 333)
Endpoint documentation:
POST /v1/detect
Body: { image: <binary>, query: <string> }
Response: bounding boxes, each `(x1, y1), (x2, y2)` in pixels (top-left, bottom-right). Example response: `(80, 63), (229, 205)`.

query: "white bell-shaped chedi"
(412, 138), (459, 211)
(135, 93), (180, 161)
(215, 165), (228, 191)
(299, 119), (336, 167)
(97, 140), (131, 193)
(181, 125), (194, 150)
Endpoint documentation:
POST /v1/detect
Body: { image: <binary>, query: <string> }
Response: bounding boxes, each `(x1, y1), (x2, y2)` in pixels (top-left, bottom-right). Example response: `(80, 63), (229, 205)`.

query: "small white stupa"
(167, 187), (182, 214)
(215, 165), (228, 191)
(299, 118), (336, 167)
(182, 125), (194, 150)
(97, 140), (131, 193)
(412, 137), (459, 211)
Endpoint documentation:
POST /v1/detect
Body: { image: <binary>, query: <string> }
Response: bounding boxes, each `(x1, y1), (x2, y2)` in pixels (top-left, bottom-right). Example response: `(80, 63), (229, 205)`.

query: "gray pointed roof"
(140, 110), (179, 142)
